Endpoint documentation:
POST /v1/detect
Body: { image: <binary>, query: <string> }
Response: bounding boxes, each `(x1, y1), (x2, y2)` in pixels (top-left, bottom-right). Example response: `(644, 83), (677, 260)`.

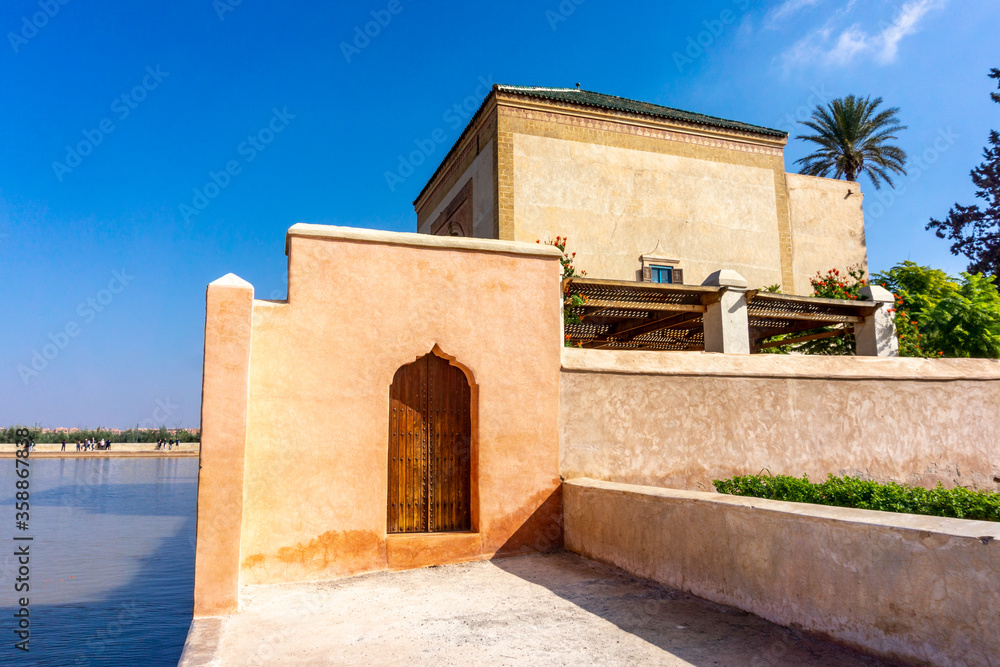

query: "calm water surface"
(0, 457), (197, 666)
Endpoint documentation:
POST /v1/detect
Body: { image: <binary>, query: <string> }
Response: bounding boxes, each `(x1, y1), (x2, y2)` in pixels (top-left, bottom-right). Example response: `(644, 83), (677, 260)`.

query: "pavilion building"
(414, 84), (867, 296)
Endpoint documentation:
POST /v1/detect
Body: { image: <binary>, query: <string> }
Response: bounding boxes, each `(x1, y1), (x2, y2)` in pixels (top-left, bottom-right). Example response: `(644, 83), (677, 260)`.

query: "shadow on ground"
(491, 551), (890, 667)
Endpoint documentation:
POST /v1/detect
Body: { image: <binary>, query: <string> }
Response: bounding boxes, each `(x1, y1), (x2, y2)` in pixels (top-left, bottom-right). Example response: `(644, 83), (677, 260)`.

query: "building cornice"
(414, 85), (788, 216)
(495, 92), (788, 150)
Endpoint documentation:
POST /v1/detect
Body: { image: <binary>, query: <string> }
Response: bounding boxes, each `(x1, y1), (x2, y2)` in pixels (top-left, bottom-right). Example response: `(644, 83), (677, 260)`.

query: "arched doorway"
(387, 352), (472, 533)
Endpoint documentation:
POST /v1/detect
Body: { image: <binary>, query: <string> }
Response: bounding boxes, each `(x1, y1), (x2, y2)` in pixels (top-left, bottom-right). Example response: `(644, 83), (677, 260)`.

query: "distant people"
(61, 439), (66, 451)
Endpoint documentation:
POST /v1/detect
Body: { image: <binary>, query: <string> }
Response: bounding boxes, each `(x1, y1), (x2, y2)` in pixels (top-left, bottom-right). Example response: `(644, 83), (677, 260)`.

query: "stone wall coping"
(565, 478), (1000, 540)
(561, 348), (1000, 382)
(285, 223), (563, 258)
(209, 273), (253, 290)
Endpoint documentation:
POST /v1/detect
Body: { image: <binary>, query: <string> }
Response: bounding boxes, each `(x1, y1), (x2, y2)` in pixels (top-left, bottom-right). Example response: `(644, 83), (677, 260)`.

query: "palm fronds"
(794, 95), (907, 190)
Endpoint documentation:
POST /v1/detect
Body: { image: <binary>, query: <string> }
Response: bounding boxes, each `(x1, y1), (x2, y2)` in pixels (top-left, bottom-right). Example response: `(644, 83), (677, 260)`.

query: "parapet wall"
(560, 348), (1000, 491)
(564, 478), (1000, 666)
(194, 227), (564, 617)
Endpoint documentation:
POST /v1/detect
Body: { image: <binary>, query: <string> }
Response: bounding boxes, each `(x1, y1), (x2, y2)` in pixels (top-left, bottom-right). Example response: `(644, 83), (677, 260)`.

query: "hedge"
(713, 473), (1000, 523)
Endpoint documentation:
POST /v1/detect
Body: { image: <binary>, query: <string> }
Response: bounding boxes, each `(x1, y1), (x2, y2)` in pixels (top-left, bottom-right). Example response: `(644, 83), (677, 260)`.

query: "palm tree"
(795, 95), (908, 190)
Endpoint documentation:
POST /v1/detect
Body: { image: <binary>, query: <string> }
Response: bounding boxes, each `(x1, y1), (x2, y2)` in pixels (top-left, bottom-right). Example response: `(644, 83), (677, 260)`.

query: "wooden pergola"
(564, 278), (882, 352)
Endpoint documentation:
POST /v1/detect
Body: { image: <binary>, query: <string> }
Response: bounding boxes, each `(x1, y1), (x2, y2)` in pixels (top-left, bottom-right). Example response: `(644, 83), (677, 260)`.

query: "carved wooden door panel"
(388, 354), (471, 533)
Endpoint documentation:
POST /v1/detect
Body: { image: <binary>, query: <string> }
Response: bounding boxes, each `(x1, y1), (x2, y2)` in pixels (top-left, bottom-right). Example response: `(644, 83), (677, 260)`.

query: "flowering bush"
(810, 265), (866, 300)
(538, 236), (587, 346)
(790, 265), (869, 355)
(767, 265), (931, 357)
(875, 261), (1000, 358)
(762, 262), (999, 358)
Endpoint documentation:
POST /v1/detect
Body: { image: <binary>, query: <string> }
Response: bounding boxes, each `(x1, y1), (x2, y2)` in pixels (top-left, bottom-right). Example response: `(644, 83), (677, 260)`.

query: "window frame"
(649, 265), (673, 284)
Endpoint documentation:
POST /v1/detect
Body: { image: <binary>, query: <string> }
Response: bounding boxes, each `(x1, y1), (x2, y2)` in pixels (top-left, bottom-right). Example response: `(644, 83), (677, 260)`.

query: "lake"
(0, 457), (198, 666)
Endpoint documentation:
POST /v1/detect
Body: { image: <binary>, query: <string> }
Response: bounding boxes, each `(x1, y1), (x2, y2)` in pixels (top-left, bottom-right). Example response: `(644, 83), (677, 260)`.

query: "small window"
(650, 265), (673, 284)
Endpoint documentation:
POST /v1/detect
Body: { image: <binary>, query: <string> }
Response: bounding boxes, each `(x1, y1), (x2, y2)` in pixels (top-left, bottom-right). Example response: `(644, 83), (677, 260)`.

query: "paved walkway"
(0, 443), (199, 458)
(181, 551), (888, 666)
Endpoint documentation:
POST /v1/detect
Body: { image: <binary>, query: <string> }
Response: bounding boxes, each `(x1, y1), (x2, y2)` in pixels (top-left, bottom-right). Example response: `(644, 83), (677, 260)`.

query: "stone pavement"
(180, 551), (889, 666)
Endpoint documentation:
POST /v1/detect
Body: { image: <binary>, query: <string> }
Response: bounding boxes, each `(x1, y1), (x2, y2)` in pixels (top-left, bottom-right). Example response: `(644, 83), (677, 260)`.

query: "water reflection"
(0, 457), (197, 666)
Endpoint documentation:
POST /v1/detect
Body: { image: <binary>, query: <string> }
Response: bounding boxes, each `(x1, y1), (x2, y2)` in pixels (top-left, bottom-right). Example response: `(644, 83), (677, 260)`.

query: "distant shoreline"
(0, 442), (200, 458)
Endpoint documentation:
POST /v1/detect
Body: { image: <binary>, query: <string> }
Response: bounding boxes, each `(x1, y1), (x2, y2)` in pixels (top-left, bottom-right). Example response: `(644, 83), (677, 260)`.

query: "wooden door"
(388, 353), (471, 533)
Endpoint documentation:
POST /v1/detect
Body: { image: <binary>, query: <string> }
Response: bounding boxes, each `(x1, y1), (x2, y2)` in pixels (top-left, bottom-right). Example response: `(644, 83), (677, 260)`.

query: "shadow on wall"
(496, 485), (563, 556)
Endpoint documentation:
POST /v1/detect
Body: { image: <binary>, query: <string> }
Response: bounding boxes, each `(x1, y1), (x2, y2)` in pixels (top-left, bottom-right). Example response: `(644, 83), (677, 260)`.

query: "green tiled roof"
(415, 84), (787, 207)
(496, 84), (787, 138)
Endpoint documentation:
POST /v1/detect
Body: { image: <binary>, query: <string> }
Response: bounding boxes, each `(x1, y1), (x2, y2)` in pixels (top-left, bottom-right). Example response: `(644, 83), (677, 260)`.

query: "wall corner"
(193, 273), (254, 617)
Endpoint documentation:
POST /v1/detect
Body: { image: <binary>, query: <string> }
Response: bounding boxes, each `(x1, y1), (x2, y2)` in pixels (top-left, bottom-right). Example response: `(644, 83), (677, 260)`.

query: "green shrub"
(713, 473), (1000, 522)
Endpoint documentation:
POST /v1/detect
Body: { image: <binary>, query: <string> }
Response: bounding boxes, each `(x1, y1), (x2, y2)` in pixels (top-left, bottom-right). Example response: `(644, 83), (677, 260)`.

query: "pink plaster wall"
(193, 275), (253, 616)
(234, 229), (564, 586)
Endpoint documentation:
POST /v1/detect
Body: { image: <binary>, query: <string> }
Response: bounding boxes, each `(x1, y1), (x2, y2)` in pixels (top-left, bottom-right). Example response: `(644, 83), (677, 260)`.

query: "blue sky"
(1, 0), (997, 428)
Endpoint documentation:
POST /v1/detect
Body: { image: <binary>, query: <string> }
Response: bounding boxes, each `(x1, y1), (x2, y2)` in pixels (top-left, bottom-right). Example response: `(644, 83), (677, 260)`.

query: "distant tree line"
(0, 426), (200, 444)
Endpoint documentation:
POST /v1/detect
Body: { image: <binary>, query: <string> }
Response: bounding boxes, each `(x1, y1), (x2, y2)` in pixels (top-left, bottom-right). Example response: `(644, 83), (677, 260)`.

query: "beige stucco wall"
(194, 274), (253, 616)
(416, 94), (873, 295)
(786, 172), (868, 295)
(511, 133), (786, 289)
(560, 348), (1000, 491)
(417, 138), (496, 239)
(564, 478), (1000, 666)
(195, 226), (564, 613)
